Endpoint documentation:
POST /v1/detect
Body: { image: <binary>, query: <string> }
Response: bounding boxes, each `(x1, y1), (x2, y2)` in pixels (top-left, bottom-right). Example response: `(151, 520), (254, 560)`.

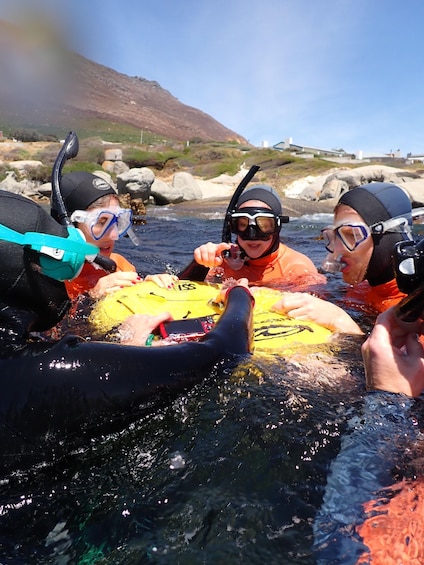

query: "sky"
(1, 0), (424, 156)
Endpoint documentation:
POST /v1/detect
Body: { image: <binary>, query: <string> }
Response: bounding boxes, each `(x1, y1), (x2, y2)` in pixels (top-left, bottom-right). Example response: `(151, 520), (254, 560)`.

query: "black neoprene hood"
(58, 171), (117, 216)
(236, 184), (282, 215)
(0, 191), (70, 334)
(338, 182), (412, 286)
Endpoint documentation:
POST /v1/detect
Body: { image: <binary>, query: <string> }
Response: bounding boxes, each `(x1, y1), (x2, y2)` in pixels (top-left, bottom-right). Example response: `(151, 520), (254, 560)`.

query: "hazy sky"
(1, 0), (424, 155)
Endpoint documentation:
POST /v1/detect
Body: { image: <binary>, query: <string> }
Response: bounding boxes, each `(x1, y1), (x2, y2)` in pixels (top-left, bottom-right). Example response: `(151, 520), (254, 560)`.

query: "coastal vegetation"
(0, 133), (346, 189)
(0, 129), (418, 193)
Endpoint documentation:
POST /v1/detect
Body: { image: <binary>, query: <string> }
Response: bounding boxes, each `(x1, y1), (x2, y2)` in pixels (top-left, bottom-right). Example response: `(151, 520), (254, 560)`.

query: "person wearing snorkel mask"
(0, 190), (254, 469)
(322, 182), (413, 311)
(56, 172), (177, 299)
(193, 184), (323, 286)
(272, 182), (413, 333)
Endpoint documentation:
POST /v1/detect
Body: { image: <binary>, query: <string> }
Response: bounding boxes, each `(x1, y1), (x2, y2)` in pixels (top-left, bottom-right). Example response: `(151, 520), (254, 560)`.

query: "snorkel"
(0, 131), (117, 281)
(50, 131), (117, 275)
(177, 165), (261, 280)
(222, 165), (261, 244)
(221, 165), (262, 269)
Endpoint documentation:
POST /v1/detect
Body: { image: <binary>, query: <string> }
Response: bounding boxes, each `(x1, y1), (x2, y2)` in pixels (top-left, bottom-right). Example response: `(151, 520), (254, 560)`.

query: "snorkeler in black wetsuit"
(0, 191), (253, 476)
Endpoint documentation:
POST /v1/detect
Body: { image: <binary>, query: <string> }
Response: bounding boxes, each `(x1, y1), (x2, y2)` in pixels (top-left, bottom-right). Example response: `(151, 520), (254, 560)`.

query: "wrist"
(225, 285), (255, 304)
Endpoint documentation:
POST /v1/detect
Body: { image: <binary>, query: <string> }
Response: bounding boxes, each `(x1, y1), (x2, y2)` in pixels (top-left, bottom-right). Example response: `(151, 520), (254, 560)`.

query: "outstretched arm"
(271, 292), (363, 334)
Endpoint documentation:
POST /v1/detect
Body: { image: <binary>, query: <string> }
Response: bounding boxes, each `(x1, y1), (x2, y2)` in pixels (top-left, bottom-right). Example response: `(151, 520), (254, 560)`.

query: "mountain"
(0, 19), (246, 143)
(66, 54), (246, 143)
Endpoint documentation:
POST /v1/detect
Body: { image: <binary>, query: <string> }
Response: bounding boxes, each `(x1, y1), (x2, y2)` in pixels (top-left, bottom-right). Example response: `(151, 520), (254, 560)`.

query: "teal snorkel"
(0, 223), (98, 281)
(0, 131), (117, 281)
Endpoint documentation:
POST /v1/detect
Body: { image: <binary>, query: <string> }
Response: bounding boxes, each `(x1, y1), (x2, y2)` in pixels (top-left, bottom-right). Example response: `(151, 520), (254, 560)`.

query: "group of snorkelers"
(55, 168), (424, 562)
(0, 151), (423, 561)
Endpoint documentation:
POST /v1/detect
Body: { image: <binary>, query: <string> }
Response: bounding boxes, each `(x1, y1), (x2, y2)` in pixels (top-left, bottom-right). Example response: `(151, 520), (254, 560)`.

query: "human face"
(327, 204), (374, 285)
(75, 195), (124, 257)
(236, 199), (276, 259)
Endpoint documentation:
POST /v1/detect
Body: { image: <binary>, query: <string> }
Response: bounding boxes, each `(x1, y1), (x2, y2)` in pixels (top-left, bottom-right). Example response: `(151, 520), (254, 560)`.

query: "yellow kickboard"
(89, 280), (332, 352)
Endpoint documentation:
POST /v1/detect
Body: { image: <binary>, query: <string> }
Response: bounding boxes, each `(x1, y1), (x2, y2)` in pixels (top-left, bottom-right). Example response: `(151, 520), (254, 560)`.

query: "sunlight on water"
(0, 201), (420, 563)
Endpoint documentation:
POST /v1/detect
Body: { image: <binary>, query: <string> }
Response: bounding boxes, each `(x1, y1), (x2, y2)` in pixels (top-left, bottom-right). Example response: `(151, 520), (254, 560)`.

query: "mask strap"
(370, 215), (412, 238)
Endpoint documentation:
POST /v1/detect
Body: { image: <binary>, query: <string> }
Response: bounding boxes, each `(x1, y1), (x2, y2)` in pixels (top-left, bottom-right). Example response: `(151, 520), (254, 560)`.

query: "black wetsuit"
(0, 287), (253, 476)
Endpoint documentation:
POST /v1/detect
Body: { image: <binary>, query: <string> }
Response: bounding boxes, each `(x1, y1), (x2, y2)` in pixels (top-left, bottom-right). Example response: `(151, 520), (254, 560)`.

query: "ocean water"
(0, 201), (385, 563)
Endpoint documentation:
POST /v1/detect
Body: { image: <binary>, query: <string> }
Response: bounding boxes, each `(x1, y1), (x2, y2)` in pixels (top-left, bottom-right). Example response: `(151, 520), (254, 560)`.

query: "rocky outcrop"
(285, 165), (424, 207)
(2, 157), (424, 210)
(0, 164), (237, 206)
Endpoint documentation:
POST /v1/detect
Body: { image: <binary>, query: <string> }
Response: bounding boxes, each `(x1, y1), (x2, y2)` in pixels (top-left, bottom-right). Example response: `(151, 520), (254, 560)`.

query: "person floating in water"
(314, 304), (424, 563)
(190, 184), (325, 287)
(0, 190), (254, 474)
(272, 182), (414, 333)
(54, 171), (177, 300)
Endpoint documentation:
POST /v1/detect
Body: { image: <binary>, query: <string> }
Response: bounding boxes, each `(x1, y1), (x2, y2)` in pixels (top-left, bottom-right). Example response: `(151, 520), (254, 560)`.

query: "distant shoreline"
(170, 195), (337, 218)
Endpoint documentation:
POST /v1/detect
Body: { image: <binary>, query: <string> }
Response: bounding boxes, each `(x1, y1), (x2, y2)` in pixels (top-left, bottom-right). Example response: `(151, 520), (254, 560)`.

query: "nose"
(106, 223), (120, 241)
(333, 236), (346, 253)
(246, 225), (257, 240)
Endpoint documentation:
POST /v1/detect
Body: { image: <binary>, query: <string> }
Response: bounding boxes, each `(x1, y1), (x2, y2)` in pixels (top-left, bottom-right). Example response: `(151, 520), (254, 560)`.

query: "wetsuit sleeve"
(0, 286), (253, 475)
(313, 391), (419, 563)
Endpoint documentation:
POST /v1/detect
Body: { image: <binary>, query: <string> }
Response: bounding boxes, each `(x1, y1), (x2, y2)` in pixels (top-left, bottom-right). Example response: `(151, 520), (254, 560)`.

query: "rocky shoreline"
(173, 194), (337, 218)
(1, 139), (424, 213)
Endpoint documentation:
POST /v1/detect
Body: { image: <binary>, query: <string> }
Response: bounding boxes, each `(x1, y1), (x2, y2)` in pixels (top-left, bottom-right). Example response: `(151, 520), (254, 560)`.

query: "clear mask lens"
(321, 223), (370, 253)
(71, 208), (132, 240)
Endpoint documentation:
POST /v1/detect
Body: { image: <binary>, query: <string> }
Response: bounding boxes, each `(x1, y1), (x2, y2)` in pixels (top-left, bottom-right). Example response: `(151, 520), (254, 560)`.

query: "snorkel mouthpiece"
(322, 253), (343, 273)
(37, 227), (98, 281)
(224, 247), (245, 270)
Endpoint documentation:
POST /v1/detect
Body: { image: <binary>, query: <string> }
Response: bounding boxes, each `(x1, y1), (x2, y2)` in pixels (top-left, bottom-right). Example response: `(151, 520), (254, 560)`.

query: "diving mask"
(321, 223), (371, 253)
(230, 207), (288, 241)
(70, 207), (132, 240)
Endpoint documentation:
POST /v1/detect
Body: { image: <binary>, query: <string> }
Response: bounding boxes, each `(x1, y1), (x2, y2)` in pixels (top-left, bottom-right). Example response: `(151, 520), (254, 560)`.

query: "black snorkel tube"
(51, 131), (79, 227)
(221, 165), (260, 244)
(178, 165), (260, 281)
(51, 131), (117, 274)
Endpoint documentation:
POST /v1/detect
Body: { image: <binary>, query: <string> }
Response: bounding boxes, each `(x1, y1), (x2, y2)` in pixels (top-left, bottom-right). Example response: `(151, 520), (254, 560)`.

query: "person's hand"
(144, 273), (179, 289)
(89, 271), (141, 299)
(361, 307), (424, 397)
(271, 292), (363, 334)
(118, 312), (173, 346)
(194, 242), (231, 268)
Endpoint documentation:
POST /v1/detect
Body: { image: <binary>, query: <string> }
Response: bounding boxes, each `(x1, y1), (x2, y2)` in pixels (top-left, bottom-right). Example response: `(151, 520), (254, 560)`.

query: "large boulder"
(104, 148), (123, 161)
(7, 160), (44, 173)
(102, 160), (129, 174)
(116, 167), (155, 202)
(172, 172), (203, 201)
(398, 179), (424, 207)
(150, 178), (184, 204)
(0, 171), (38, 197)
(319, 165), (412, 200)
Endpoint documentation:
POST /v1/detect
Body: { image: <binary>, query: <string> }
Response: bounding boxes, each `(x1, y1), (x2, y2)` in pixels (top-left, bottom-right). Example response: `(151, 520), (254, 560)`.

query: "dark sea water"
(0, 201), (376, 564)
